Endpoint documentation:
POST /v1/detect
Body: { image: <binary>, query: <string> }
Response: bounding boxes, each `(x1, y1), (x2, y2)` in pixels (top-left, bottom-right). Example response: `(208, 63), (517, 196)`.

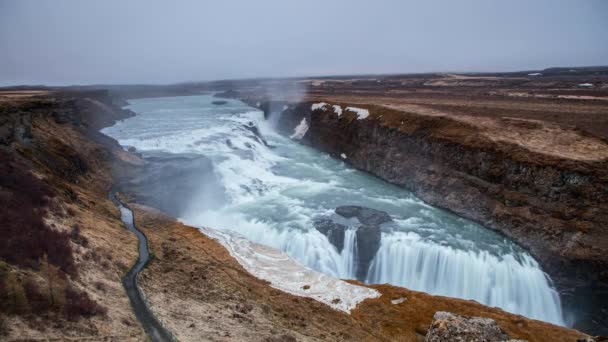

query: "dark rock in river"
(424, 312), (512, 342)
(314, 218), (346, 253)
(212, 100), (228, 105)
(243, 122), (269, 147)
(355, 225), (382, 280)
(314, 205), (391, 280)
(335, 205), (392, 226)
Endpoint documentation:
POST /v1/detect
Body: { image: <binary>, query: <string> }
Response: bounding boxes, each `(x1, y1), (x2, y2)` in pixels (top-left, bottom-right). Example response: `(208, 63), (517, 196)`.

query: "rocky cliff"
(258, 99), (608, 334)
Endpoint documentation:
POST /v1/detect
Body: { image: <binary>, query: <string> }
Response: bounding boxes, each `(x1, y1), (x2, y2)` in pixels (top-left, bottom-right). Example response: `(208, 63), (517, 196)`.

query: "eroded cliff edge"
(244, 97), (608, 333)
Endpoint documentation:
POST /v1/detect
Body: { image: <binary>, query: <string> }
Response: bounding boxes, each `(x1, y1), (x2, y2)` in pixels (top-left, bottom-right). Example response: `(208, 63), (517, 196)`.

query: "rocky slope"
(0, 90), (145, 339)
(251, 98), (608, 334)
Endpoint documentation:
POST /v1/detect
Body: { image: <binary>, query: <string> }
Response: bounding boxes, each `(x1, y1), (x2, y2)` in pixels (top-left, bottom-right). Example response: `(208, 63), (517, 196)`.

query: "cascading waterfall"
(366, 232), (564, 325)
(102, 94), (565, 326)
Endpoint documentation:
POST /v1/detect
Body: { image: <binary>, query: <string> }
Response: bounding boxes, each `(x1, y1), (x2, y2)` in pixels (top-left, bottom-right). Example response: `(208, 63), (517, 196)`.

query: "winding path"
(110, 192), (173, 342)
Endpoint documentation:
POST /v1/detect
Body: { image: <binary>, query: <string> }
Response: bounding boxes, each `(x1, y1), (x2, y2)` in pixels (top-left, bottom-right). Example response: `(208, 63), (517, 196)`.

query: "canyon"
(221, 70), (608, 334)
(0, 68), (606, 341)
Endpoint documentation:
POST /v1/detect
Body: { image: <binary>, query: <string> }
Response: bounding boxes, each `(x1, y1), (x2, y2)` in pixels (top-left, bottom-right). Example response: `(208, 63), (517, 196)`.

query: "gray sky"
(1, 0), (607, 85)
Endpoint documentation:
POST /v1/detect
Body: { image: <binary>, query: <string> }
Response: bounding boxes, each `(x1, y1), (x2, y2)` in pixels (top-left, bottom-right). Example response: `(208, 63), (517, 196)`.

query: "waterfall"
(366, 232), (564, 325)
(102, 94), (566, 327)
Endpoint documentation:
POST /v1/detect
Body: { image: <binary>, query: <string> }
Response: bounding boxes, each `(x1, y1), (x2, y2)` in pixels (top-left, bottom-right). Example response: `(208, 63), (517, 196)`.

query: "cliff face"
(266, 100), (608, 333)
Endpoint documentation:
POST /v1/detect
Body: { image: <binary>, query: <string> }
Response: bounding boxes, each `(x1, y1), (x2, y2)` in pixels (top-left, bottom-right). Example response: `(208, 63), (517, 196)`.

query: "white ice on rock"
(290, 118), (309, 140)
(333, 105), (343, 116)
(198, 226), (380, 313)
(340, 153), (347, 159)
(312, 102), (343, 117)
(346, 107), (370, 120)
(311, 102), (328, 111)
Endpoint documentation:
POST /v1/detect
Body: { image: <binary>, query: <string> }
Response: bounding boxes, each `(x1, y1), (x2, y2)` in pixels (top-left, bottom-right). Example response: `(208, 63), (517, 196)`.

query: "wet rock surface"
(314, 206), (391, 280)
(313, 218), (346, 253)
(354, 225), (382, 280)
(424, 311), (514, 342)
(335, 205), (392, 226)
(334, 205), (389, 279)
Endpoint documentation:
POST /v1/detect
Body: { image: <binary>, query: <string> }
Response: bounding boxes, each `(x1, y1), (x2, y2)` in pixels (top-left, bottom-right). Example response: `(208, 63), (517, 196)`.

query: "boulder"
(314, 218), (346, 253)
(334, 205), (390, 280)
(335, 205), (392, 226)
(355, 225), (382, 280)
(424, 311), (517, 342)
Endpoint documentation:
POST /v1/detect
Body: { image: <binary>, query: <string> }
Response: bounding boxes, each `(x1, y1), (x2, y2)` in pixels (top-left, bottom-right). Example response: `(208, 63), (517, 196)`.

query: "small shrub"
(69, 225), (89, 247)
(0, 151), (76, 276)
(0, 271), (27, 314)
(93, 281), (106, 292)
(22, 278), (50, 314)
(0, 315), (7, 336)
(64, 286), (106, 321)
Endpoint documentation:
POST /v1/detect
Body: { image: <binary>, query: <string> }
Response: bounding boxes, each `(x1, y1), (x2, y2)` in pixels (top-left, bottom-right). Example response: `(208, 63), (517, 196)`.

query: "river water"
(102, 94), (564, 325)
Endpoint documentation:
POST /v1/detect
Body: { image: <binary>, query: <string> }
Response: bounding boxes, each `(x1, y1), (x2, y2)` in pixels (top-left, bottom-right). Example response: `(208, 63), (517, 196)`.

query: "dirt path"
(110, 193), (174, 342)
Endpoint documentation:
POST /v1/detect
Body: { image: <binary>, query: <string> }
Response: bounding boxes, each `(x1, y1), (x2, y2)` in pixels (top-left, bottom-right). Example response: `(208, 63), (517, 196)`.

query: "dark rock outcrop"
(354, 225), (382, 280)
(314, 205), (391, 280)
(424, 312), (515, 342)
(313, 218), (346, 253)
(336, 205), (390, 280)
(335, 205), (392, 226)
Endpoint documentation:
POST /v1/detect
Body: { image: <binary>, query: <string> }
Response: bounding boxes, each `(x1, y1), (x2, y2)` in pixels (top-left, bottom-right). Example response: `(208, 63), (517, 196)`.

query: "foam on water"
(102, 95), (565, 325)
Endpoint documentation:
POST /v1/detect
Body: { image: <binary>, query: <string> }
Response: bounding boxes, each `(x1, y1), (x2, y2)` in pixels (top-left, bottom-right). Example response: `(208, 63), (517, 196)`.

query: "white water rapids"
(102, 95), (564, 325)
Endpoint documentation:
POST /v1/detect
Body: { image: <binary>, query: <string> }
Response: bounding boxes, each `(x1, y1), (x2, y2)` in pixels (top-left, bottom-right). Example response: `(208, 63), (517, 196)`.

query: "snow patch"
(578, 83), (593, 87)
(283, 105), (289, 111)
(256, 102), (261, 107)
(197, 226), (380, 313)
(528, 73), (542, 76)
(290, 118), (309, 140)
(340, 153), (347, 159)
(333, 105), (343, 116)
(311, 102), (328, 111)
(391, 297), (407, 305)
(346, 107), (370, 120)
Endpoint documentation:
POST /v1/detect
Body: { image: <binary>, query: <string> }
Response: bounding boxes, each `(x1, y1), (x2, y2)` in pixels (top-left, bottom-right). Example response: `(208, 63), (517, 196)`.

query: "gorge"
(102, 94), (565, 326)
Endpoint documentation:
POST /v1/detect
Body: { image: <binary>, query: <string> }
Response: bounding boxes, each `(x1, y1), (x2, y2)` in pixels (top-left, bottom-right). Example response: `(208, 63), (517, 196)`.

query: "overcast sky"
(1, 0), (607, 85)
